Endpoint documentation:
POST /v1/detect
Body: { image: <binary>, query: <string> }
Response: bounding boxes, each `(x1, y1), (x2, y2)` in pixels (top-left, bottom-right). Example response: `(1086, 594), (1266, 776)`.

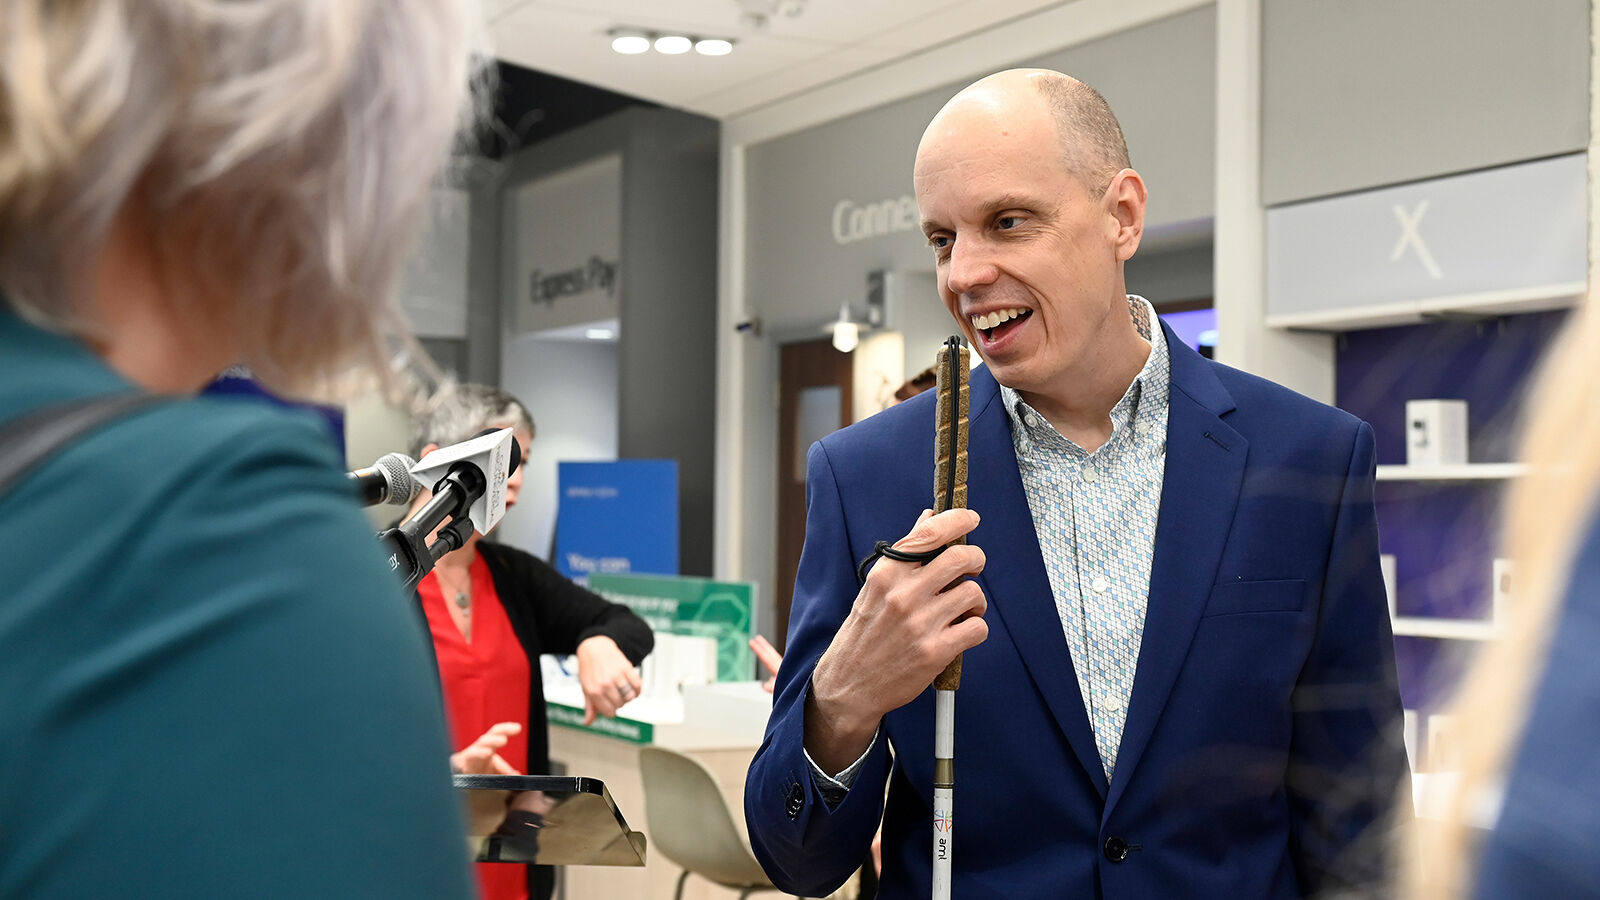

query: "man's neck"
(1020, 314), (1152, 452)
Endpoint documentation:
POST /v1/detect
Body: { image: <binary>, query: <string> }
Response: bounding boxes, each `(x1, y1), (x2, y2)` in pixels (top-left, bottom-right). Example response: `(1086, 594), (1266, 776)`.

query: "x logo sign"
(1390, 200), (1443, 279)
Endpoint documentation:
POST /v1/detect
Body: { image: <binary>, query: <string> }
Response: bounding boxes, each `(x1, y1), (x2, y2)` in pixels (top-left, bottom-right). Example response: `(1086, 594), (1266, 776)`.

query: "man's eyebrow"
(921, 194), (1042, 235)
(985, 194), (1039, 215)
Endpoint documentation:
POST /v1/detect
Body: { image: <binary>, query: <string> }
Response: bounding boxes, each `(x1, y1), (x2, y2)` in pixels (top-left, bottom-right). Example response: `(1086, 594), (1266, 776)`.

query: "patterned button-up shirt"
(999, 295), (1169, 781)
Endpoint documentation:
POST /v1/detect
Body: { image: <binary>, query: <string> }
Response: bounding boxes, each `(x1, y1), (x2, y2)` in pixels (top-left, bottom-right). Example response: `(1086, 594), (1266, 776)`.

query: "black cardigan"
(420, 542), (655, 776)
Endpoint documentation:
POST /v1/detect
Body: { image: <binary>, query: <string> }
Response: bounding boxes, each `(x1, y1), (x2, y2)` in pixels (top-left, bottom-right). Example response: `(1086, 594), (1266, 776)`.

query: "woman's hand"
(749, 634), (783, 693)
(451, 722), (523, 776)
(576, 635), (642, 725)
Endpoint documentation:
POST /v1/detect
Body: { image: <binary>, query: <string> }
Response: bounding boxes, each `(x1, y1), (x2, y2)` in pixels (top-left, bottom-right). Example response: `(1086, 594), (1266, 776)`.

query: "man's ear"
(1105, 168), (1147, 262)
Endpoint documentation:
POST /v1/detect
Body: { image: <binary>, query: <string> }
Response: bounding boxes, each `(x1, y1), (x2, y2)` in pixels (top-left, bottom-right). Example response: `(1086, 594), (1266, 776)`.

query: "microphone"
(377, 429), (522, 592)
(347, 452), (421, 507)
(407, 427), (523, 537)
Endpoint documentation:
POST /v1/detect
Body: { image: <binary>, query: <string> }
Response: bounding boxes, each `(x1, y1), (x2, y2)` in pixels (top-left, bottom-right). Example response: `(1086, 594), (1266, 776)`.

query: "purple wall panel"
(1337, 310), (1565, 717)
(1336, 312), (1567, 466)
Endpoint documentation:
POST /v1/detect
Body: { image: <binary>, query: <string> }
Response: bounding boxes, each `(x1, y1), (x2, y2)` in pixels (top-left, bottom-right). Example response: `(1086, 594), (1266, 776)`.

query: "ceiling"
(477, 62), (658, 157)
(486, 0), (1076, 121)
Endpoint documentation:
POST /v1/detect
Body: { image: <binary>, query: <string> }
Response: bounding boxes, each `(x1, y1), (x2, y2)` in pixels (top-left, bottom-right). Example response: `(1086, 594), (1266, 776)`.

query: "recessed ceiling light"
(694, 38), (734, 56)
(653, 34), (691, 55)
(611, 32), (649, 54)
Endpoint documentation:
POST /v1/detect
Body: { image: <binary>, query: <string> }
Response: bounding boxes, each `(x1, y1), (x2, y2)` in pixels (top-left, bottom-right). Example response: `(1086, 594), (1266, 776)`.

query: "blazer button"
(785, 783), (805, 820)
(1103, 836), (1129, 863)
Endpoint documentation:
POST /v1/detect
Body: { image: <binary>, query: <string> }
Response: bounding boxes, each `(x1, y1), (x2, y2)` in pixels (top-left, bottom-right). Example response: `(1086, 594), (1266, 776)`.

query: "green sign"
(546, 703), (654, 744)
(588, 573), (757, 683)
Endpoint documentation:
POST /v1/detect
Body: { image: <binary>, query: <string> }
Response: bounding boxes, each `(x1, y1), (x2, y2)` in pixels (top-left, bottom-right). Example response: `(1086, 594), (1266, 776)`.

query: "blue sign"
(554, 460), (678, 582)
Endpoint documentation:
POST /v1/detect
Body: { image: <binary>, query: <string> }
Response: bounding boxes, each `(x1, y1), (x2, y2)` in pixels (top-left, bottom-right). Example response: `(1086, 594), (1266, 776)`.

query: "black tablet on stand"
(452, 774), (646, 867)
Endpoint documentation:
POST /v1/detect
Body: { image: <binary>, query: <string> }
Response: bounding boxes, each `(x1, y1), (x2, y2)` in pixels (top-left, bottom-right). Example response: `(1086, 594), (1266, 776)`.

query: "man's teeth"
(970, 308), (1027, 332)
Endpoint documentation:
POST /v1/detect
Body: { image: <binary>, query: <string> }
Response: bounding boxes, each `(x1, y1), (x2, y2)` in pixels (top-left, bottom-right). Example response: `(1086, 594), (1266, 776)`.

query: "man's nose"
(945, 239), (999, 297)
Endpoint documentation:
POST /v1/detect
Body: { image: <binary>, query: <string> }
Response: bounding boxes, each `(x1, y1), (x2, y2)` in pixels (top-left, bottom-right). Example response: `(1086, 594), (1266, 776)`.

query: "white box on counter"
(1405, 399), (1468, 467)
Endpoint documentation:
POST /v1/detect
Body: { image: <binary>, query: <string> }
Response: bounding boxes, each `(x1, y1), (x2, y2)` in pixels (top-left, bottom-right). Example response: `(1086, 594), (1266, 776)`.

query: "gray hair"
(1033, 74), (1131, 194)
(410, 383), (535, 458)
(0, 0), (485, 395)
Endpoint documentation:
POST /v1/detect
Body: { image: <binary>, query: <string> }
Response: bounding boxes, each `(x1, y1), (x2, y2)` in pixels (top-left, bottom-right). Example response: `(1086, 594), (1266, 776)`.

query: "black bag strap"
(0, 393), (169, 500)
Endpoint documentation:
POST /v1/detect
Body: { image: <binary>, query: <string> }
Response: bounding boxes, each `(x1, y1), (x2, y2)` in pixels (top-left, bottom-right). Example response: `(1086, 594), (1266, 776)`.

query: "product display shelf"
(1376, 463), (1527, 481)
(1389, 616), (1497, 641)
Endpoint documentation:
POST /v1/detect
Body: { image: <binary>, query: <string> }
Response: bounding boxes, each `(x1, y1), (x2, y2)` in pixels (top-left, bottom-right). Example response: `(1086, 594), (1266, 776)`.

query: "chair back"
(638, 745), (775, 889)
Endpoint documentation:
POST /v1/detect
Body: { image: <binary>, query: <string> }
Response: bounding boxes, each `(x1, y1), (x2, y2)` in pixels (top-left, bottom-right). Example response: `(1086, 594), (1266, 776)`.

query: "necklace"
(437, 567), (471, 613)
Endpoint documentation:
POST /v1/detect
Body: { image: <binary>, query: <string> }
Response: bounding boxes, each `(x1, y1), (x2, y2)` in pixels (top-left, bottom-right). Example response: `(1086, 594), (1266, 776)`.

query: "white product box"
(1380, 554), (1398, 619)
(1405, 399), (1469, 467)
(680, 681), (774, 741)
(1493, 558), (1514, 626)
(640, 633), (718, 702)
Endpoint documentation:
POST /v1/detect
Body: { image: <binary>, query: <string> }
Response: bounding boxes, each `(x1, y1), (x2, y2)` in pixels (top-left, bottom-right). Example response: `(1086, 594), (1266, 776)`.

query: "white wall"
(398, 188), (471, 338)
(497, 334), (619, 560)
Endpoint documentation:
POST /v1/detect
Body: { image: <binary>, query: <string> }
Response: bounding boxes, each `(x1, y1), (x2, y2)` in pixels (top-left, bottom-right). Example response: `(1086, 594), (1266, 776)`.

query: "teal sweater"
(0, 309), (474, 898)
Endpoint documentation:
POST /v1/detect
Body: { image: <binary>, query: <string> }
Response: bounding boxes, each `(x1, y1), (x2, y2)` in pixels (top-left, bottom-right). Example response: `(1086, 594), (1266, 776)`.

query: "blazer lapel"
(1105, 326), (1246, 815)
(966, 366), (1109, 798)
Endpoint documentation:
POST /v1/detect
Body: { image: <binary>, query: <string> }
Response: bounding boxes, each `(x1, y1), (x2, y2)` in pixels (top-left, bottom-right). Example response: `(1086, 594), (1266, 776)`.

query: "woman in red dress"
(406, 385), (654, 900)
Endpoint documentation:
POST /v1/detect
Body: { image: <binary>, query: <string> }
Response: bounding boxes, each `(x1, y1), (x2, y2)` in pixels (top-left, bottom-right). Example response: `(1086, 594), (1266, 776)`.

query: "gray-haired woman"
(406, 384), (653, 900)
(0, 2), (483, 896)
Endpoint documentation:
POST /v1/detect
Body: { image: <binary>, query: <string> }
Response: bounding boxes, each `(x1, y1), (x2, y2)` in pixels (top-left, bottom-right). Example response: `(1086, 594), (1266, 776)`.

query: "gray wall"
(498, 335), (620, 562)
(466, 177), (503, 384)
(615, 110), (720, 577)
(1262, 0), (1590, 205)
(1125, 241), (1214, 306)
(499, 107), (720, 576)
(743, 4), (1218, 337)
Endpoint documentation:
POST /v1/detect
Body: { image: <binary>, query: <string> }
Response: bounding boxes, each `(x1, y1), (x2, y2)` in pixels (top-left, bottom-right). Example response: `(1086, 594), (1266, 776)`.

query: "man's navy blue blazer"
(745, 322), (1409, 899)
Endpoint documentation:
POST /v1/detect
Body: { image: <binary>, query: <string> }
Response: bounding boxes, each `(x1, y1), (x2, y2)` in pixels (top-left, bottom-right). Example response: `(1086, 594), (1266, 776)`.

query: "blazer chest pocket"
(1203, 578), (1305, 617)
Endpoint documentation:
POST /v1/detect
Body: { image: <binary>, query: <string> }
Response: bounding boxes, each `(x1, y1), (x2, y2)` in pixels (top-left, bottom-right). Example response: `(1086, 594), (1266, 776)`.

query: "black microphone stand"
(378, 461), (487, 593)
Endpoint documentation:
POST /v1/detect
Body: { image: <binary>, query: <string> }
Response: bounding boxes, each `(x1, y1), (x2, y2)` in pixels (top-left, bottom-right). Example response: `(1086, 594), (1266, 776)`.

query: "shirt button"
(1024, 413), (1040, 428)
(1102, 695), (1124, 713)
(1092, 576), (1110, 593)
(1081, 467), (1098, 484)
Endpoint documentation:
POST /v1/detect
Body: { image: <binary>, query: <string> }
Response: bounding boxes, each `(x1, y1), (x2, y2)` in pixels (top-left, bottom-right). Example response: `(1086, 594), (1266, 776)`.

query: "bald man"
(745, 70), (1408, 899)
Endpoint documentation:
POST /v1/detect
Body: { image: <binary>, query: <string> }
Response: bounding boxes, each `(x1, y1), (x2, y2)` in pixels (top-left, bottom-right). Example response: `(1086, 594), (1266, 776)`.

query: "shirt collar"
(1001, 295), (1170, 454)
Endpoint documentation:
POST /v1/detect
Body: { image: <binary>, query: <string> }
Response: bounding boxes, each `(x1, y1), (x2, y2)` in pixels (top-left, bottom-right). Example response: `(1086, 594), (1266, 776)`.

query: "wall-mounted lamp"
(825, 273), (896, 353)
(830, 304), (859, 354)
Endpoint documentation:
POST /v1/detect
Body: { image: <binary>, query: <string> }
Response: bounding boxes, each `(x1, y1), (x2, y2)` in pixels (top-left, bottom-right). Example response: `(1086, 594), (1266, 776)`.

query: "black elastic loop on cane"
(857, 540), (946, 582)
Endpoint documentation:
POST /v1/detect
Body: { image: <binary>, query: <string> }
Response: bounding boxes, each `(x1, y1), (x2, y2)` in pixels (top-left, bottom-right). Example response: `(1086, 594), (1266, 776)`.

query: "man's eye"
(928, 235), (951, 249)
(997, 216), (1022, 230)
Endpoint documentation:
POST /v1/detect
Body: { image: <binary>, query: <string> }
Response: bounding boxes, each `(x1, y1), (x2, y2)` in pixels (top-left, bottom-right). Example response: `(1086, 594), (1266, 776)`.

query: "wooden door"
(775, 338), (853, 652)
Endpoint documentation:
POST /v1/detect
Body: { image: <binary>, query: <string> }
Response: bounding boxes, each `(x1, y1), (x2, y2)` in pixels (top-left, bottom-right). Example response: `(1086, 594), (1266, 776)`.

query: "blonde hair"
(1406, 294), (1600, 897)
(0, 0), (484, 396)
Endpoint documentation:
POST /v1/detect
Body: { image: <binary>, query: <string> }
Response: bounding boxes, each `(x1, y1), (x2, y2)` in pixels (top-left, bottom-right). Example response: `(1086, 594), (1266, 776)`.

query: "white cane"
(931, 336), (969, 900)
